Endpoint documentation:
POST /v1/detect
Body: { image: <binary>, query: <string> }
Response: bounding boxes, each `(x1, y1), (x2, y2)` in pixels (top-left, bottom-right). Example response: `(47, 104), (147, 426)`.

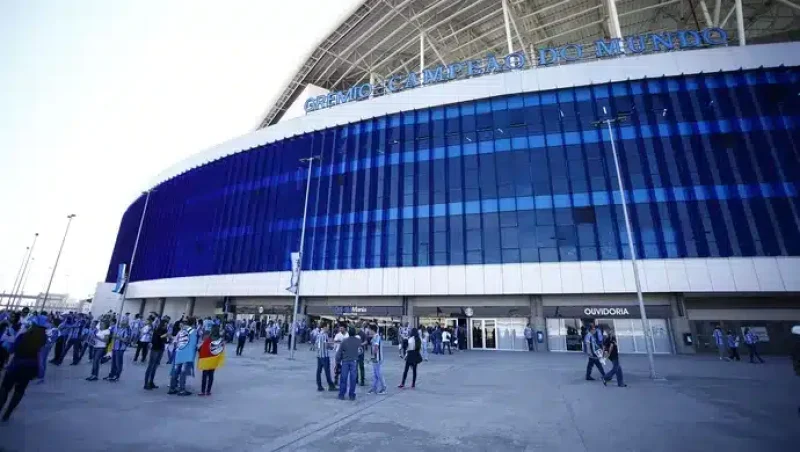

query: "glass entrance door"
(470, 319), (497, 350)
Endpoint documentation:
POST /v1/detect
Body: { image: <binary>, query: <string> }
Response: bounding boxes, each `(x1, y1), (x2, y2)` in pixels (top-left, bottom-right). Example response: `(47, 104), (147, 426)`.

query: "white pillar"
(734, 0), (746, 46)
(699, 0), (714, 28)
(501, 0), (514, 54)
(606, 0), (623, 39)
(419, 32), (425, 82)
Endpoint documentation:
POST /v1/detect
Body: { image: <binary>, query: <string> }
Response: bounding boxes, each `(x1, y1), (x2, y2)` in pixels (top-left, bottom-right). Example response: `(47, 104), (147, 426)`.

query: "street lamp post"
(40, 215), (76, 311)
(595, 108), (659, 380)
(3, 246), (29, 307)
(10, 233), (38, 308)
(289, 155), (319, 359)
(115, 190), (152, 324)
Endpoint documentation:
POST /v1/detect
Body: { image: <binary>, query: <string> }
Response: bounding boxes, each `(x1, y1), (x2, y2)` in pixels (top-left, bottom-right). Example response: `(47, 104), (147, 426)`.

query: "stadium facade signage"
(304, 28), (727, 113)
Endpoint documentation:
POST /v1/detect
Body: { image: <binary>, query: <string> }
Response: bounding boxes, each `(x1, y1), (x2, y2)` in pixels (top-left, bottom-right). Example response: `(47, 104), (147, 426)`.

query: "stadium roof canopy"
(258, 0), (800, 129)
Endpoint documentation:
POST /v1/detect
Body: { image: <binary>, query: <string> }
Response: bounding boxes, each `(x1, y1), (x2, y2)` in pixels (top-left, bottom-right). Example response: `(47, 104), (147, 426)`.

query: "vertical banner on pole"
(112, 263), (127, 294)
(287, 252), (300, 294)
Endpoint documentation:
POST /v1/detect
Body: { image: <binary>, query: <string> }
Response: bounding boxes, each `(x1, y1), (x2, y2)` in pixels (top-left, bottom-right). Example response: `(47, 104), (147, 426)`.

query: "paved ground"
(1, 340), (798, 452)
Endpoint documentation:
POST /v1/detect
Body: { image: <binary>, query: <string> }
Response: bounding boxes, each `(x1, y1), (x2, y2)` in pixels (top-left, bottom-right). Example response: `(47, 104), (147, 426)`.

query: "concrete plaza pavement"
(1, 340), (798, 452)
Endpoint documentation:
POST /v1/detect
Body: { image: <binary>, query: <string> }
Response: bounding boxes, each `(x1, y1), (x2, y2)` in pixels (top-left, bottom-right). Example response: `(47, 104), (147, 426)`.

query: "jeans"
(51, 337), (65, 364)
(144, 349), (164, 385)
(716, 343), (727, 360)
(170, 363), (190, 392)
(729, 346), (741, 361)
(38, 344), (52, 380)
(585, 357), (606, 379)
(433, 340), (442, 355)
(526, 338), (534, 351)
(747, 343), (765, 363)
(443, 342), (452, 355)
(338, 360), (357, 399)
(370, 361), (386, 393)
(421, 341), (428, 360)
(316, 357), (334, 389)
(69, 339), (83, 364)
(109, 350), (126, 378)
(236, 336), (246, 356)
(91, 347), (105, 377)
(78, 343), (89, 362)
(134, 341), (149, 362)
(0, 364), (37, 420)
(401, 361), (418, 387)
(604, 358), (625, 386)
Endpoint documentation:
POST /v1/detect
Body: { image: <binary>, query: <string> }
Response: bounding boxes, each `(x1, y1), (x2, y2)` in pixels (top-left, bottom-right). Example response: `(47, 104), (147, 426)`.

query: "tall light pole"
(17, 258), (35, 309)
(10, 233), (38, 308)
(116, 190), (152, 324)
(2, 246), (29, 307)
(289, 155), (319, 359)
(595, 108), (658, 380)
(40, 215), (76, 311)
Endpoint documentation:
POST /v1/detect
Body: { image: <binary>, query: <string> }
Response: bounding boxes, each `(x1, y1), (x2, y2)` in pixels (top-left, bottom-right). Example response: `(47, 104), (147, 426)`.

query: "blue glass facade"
(106, 67), (800, 284)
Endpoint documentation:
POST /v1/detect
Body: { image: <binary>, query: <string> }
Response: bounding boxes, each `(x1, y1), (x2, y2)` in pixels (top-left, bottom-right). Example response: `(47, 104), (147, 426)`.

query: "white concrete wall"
(90, 282), (121, 316)
(124, 257), (800, 299)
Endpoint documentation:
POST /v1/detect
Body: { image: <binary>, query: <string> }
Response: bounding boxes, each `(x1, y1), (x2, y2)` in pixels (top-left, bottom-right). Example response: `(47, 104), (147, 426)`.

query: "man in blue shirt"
(50, 315), (72, 366)
(315, 325), (336, 392)
(743, 328), (765, 364)
(584, 324), (606, 381)
(105, 318), (132, 381)
(367, 324), (386, 395)
(712, 325), (727, 360)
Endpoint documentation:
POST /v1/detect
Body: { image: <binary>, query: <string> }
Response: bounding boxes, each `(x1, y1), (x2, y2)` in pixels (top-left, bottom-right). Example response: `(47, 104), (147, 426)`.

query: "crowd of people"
(0, 307), (228, 421)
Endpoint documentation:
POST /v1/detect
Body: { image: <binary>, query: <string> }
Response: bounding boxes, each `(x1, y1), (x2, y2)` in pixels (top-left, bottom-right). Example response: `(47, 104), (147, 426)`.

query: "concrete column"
(734, 0), (746, 46)
(419, 32), (425, 83)
(530, 295), (546, 352)
(501, 0), (514, 54)
(137, 299), (146, 317)
(403, 296), (413, 326)
(187, 297), (196, 317)
(158, 297), (166, 316)
(669, 293), (694, 354)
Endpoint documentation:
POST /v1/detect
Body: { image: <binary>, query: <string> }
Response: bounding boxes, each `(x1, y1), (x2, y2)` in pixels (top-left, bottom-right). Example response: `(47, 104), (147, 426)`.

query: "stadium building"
(93, 0), (800, 354)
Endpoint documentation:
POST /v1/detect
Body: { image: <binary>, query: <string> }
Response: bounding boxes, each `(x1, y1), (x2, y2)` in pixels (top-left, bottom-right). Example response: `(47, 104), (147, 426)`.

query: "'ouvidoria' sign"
(304, 28), (728, 113)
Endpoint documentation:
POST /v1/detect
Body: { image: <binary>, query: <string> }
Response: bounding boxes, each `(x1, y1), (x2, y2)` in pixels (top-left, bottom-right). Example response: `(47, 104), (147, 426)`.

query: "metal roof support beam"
(420, 32), (425, 78)
(606, 0), (623, 39)
(720, 4), (736, 27)
(501, 0), (514, 53)
(713, 0), (722, 25)
(699, 0), (714, 27)
(776, 0), (800, 12)
(618, 0), (681, 18)
(735, 0), (746, 45)
(507, 1), (533, 63)
(381, 0), (448, 66)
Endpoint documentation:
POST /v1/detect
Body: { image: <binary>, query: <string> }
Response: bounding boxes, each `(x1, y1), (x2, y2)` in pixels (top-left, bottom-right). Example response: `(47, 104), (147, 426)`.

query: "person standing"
(743, 328), (765, 364)
(421, 328), (430, 361)
(86, 320), (111, 381)
(398, 328), (422, 389)
(0, 315), (46, 422)
(264, 321), (273, 354)
(368, 324), (387, 395)
(236, 322), (247, 356)
(333, 325), (346, 383)
(134, 318), (153, 363)
(727, 330), (741, 361)
(442, 328), (452, 355)
(197, 325), (225, 396)
(50, 315), (70, 366)
(36, 316), (58, 384)
(399, 323), (410, 359)
(524, 323), (534, 351)
(336, 327), (361, 401)
(105, 318), (131, 381)
(315, 325), (336, 392)
(169, 317), (198, 396)
(357, 328), (367, 387)
(602, 334), (627, 387)
(584, 324), (606, 381)
(144, 319), (169, 390)
(712, 325), (727, 361)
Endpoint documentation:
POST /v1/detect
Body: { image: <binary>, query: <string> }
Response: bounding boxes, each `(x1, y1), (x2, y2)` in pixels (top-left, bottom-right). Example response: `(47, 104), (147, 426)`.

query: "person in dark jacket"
(0, 315), (46, 421)
(398, 328), (423, 389)
(336, 327), (361, 401)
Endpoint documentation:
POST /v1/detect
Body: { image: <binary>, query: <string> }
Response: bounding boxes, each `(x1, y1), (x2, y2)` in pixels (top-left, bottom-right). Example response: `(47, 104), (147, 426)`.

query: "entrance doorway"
(470, 319), (497, 349)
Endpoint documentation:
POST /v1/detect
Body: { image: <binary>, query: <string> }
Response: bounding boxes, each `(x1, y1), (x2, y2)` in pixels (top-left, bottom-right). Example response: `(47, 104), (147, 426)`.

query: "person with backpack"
(743, 328), (765, 364)
(398, 328), (423, 389)
(602, 334), (627, 387)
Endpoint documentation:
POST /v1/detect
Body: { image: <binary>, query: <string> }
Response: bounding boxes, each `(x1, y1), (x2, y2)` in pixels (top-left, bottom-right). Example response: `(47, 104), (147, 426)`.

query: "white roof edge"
(251, 0), (369, 131)
(148, 42), (800, 192)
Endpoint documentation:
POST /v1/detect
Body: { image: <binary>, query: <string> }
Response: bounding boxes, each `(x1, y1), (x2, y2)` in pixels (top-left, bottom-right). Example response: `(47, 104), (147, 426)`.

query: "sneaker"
(585, 377), (596, 381)
(109, 377), (119, 382)
(377, 390), (387, 395)
(103, 376), (111, 381)
(397, 384), (405, 389)
(618, 384), (628, 387)
(167, 389), (178, 395)
(198, 392), (206, 397)
(317, 387), (325, 392)
(602, 379), (608, 386)
(144, 385), (153, 391)
(178, 390), (192, 396)
(150, 384), (159, 389)
(367, 389), (375, 394)
(338, 395), (345, 401)
(328, 386), (337, 392)
(86, 376), (98, 381)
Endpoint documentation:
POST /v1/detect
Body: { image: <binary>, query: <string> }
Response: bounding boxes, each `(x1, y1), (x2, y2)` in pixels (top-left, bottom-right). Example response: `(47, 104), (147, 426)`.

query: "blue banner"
(173, 327), (198, 365)
(112, 263), (127, 293)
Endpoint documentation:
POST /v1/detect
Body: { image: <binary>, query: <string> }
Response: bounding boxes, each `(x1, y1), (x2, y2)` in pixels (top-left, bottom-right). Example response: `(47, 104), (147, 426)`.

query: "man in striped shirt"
(315, 325), (336, 392)
(367, 324), (386, 395)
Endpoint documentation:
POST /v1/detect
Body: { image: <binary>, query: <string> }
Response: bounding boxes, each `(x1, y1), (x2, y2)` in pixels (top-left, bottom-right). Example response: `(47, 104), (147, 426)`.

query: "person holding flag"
(168, 317), (198, 396)
(197, 325), (225, 396)
(105, 317), (132, 382)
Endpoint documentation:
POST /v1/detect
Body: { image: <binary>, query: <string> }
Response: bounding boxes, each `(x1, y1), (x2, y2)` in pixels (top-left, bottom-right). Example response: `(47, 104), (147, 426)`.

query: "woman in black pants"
(0, 315), (46, 421)
(398, 328), (422, 389)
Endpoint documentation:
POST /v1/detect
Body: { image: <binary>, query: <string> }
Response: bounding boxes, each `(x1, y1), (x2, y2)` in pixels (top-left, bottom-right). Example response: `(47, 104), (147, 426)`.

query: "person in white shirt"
(442, 329), (452, 355)
(86, 320), (111, 381)
(333, 325), (346, 383)
(421, 328), (430, 361)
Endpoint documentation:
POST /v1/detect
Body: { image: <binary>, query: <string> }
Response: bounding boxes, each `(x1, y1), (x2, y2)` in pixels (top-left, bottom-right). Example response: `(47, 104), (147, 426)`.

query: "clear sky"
(0, 0), (358, 301)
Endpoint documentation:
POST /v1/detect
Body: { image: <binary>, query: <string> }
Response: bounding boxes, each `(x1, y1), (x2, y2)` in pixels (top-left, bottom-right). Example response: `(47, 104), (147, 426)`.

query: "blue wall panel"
(106, 67), (800, 283)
